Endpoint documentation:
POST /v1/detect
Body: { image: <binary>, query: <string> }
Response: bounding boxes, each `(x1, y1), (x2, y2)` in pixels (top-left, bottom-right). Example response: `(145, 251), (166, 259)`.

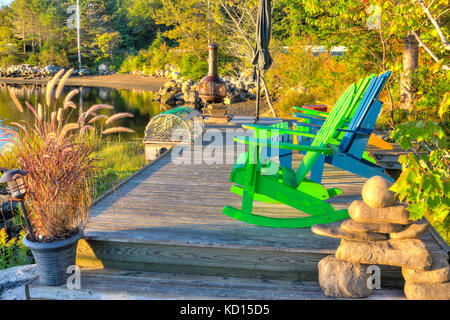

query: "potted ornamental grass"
(0, 69), (134, 286)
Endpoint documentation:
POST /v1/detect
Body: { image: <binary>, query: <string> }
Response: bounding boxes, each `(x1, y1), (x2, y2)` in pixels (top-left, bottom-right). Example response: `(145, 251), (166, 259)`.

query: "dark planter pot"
(23, 230), (83, 286)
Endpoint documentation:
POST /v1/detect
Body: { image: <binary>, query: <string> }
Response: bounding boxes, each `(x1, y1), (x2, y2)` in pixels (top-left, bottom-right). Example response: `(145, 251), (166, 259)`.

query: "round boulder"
(362, 176), (395, 208)
(318, 255), (372, 298)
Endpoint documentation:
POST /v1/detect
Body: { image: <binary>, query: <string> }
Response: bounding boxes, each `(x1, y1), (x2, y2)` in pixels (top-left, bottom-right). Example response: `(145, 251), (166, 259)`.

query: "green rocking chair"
(223, 76), (374, 228)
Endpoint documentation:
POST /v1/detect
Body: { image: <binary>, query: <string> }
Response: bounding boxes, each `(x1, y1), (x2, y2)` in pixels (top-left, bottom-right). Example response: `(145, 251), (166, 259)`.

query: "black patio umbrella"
(253, 0), (273, 121)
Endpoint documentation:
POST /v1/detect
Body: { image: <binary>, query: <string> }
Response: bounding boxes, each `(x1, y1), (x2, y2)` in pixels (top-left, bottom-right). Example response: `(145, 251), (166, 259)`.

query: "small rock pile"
(221, 76), (258, 104)
(154, 75), (259, 109)
(312, 176), (450, 300)
(154, 79), (200, 108)
(136, 63), (181, 79)
(97, 63), (113, 76)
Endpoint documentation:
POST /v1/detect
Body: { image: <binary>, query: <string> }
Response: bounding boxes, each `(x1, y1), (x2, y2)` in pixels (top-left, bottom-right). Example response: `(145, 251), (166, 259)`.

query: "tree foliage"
(0, 0), (164, 68)
(390, 120), (449, 243)
(0, 0), (448, 121)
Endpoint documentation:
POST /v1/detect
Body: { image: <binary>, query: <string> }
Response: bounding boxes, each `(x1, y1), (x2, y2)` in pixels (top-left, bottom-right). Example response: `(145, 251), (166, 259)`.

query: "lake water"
(0, 84), (165, 139)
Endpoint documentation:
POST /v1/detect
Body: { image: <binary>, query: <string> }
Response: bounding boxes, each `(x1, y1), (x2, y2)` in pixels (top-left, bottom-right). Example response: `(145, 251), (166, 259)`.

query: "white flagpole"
(76, 0), (82, 70)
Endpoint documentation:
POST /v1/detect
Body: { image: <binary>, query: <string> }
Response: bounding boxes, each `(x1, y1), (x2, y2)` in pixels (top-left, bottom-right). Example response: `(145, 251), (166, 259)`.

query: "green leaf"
(407, 203), (426, 221)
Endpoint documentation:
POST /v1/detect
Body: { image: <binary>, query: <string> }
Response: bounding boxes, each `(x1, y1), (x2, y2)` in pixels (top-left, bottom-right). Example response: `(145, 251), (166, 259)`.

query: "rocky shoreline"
(0, 64), (96, 79)
(0, 62), (118, 79)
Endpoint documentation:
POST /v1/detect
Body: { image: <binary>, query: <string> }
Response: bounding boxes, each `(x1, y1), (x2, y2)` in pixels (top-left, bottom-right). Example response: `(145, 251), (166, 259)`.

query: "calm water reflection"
(0, 84), (164, 138)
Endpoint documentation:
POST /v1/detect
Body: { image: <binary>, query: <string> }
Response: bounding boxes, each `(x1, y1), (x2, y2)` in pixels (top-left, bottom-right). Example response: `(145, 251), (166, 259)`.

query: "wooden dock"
(27, 117), (449, 300)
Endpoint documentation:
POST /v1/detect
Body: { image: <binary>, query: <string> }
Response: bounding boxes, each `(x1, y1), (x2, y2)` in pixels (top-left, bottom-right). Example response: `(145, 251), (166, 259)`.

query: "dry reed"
(0, 69), (136, 241)
(102, 127), (135, 135)
(105, 113), (134, 125)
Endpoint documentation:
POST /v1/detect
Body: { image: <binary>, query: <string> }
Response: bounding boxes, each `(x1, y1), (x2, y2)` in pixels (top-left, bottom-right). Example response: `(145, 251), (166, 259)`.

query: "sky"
(0, 0), (12, 7)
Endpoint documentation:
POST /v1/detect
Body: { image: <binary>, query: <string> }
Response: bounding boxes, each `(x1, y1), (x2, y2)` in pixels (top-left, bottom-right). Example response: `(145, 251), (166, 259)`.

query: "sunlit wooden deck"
(29, 117), (448, 300)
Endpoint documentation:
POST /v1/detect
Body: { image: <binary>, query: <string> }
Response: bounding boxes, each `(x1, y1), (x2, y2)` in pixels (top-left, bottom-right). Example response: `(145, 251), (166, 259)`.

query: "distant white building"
(281, 46), (348, 57)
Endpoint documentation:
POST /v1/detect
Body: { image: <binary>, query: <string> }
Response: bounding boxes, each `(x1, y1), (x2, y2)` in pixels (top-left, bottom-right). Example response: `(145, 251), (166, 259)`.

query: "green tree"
(125, 0), (162, 50)
(96, 31), (121, 62)
(0, 6), (19, 66)
(153, 0), (212, 56)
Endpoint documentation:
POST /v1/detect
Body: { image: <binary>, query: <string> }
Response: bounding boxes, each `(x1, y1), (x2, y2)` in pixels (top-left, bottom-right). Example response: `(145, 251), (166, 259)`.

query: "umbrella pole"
(256, 68), (261, 122)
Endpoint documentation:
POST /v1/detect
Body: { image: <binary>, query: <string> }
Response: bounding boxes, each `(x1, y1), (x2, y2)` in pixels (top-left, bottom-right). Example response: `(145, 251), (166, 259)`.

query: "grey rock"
(340, 219), (404, 234)
(404, 281), (450, 300)
(183, 90), (199, 104)
(237, 80), (246, 91)
(181, 81), (194, 94)
(163, 80), (178, 89)
(403, 254), (450, 284)
(312, 224), (388, 241)
(239, 91), (248, 100)
(78, 68), (91, 76)
(161, 92), (180, 106)
(170, 71), (182, 81)
(98, 63), (109, 72)
(0, 264), (37, 293)
(318, 255), (372, 298)
(336, 239), (433, 270)
(349, 200), (411, 225)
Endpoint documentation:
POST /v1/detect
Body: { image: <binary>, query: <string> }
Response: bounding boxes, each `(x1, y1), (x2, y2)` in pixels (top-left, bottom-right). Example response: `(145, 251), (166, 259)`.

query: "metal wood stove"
(198, 44), (231, 122)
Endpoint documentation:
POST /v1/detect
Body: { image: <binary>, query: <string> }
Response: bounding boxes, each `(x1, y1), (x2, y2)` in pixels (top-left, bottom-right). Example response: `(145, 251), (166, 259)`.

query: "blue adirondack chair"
(260, 76), (375, 171)
(292, 73), (393, 154)
(294, 71), (394, 183)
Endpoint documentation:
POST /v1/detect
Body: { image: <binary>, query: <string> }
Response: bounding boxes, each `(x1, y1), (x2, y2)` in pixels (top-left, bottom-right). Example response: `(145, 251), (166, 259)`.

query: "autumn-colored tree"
(298, 0), (448, 119)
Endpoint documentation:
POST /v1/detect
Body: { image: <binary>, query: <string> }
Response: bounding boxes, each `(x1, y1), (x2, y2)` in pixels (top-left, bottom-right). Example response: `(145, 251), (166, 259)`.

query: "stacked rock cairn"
(312, 176), (450, 300)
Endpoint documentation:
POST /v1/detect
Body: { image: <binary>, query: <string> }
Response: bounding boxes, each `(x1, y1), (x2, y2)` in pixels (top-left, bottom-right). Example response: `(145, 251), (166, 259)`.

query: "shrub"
(26, 53), (39, 66)
(180, 52), (208, 82)
(390, 120), (449, 244)
(266, 40), (361, 104)
(273, 90), (316, 118)
(38, 45), (70, 67)
(119, 52), (148, 73)
(0, 55), (20, 68)
(0, 228), (32, 270)
(119, 34), (173, 76)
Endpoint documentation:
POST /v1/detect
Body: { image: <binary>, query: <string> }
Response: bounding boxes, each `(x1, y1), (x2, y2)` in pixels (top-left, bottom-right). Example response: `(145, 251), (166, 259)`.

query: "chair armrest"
(335, 128), (371, 136)
(293, 122), (322, 130)
(242, 124), (318, 139)
(293, 106), (330, 117)
(234, 136), (335, 155)
(293, 113), (327, 122)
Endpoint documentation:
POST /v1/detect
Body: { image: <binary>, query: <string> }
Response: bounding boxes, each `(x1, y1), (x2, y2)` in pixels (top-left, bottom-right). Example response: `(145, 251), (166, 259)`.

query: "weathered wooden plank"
(26, 268), (406, 300)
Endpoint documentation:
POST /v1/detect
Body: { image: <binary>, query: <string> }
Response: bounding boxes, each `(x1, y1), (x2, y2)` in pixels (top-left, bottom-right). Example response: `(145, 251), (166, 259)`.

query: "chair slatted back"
(295, 85), (355, 183)
(344, 74), (377, 120)
(295, 75), (375, 184)
(340, 71), (391, 153)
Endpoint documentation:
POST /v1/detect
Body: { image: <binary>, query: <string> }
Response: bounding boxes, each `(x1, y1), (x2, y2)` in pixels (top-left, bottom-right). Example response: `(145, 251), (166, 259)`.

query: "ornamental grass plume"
(0, 69), (135, 242)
